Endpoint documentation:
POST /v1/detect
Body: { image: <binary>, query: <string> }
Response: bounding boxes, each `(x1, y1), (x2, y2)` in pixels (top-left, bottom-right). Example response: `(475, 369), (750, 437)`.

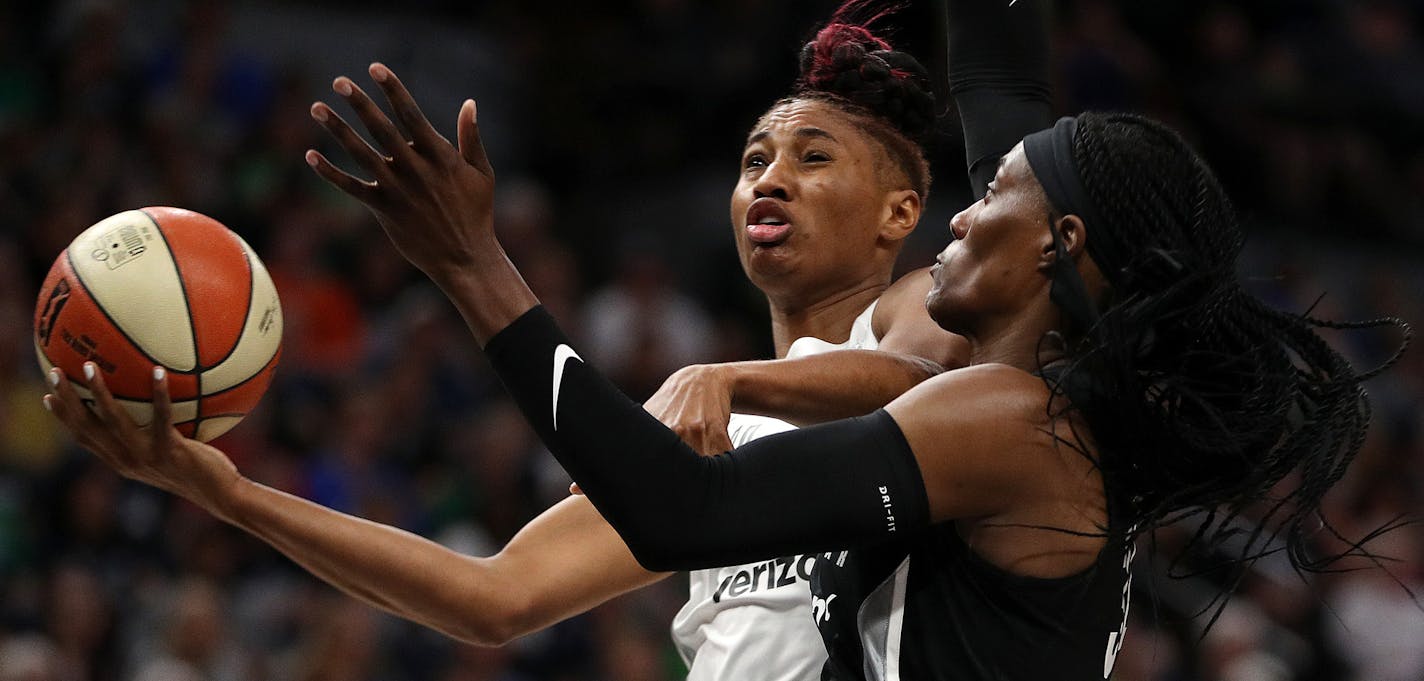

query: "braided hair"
(1047, 112), (1412, 587)
(765, 1), (935, 199)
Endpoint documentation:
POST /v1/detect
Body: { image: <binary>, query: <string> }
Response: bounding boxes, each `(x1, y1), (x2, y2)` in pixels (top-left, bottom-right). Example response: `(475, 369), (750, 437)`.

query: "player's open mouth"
(746, 199), (792, 246)
(748, 221), (791, 245)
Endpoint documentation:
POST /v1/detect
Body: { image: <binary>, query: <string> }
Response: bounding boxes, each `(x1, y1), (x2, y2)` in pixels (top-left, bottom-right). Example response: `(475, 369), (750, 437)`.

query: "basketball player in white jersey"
(667, 299), (905, 680)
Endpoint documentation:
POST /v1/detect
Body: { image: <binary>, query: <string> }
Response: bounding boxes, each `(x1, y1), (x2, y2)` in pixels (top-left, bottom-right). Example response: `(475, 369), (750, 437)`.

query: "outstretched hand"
(306, 62), (496, 279)
(43, 363), (242, 518)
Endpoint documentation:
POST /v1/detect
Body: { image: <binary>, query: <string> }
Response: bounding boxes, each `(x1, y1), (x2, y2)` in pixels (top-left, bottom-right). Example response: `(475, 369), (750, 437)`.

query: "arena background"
(1, 1), (1422, 679)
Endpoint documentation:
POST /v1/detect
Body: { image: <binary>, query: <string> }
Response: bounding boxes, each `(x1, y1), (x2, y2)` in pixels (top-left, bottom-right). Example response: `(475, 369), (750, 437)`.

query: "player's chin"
(925, 286), (970, 335)
(744, 242), (800, 279)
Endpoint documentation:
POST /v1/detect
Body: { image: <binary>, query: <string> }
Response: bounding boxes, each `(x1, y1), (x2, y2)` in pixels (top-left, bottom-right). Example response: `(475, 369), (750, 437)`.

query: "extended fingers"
(310, 101), (389, 181)
(368, 63), (445, 151)
(332, 76), (411, 160)
(305, 148), (378, 202)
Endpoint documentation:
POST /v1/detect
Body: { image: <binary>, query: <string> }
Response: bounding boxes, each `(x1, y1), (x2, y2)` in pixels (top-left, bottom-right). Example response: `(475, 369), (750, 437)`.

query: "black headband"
(1024, 117), (1103, 233)
(1022, 115), (1106, 332)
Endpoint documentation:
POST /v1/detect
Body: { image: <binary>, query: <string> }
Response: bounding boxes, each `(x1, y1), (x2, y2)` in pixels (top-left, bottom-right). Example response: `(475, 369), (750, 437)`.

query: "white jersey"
(671, 301), (880, 681)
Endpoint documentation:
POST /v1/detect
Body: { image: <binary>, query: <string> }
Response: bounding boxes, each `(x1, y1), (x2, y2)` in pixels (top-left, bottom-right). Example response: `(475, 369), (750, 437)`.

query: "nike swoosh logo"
(552, 344), (583, 431)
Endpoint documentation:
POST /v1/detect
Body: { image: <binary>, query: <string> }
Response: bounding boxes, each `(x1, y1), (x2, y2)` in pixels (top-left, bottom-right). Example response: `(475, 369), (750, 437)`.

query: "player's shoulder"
(919, 362), (1049, 400)
(871, 267), (933, 333)
(872, 267), (970, 367)
(886, 363), (1074, 522)
(890, 362), (1055, 431)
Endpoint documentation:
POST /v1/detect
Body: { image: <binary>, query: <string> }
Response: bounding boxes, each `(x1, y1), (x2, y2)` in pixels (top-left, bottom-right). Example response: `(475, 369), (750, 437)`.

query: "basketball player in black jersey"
(262, 30), (1401, 681)
(44, 3), (1409, 680)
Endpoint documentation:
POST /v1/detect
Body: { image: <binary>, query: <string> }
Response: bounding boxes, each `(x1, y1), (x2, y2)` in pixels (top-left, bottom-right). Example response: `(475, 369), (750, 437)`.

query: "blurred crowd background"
(1, 1), (1422, 680)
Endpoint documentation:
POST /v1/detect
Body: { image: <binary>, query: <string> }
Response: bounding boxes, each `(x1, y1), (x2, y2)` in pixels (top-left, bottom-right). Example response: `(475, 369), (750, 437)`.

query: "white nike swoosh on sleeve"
(552, 344), (583, 431)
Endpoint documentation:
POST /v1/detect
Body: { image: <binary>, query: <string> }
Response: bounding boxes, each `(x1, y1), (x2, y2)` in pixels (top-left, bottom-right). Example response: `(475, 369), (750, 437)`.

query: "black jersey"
(811, 521), (1133, 681)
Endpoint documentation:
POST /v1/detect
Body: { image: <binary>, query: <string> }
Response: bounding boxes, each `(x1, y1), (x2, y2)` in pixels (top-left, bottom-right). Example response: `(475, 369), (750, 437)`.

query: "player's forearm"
(220, 477), (524, 645)
(725, 351), (943, 425)
(946, 0), (1053, 198)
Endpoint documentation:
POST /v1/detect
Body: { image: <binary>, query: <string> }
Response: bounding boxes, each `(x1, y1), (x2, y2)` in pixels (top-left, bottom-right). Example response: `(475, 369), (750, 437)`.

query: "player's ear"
(1038, 214), (1087, 271)
(1056, 214), (1087, 258)
(881, 189), (921, 243)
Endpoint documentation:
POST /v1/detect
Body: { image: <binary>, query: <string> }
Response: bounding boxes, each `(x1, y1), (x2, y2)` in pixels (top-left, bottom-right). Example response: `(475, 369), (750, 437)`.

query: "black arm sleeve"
(483, 306), (930, 572)
(945, 0), (1055, 198)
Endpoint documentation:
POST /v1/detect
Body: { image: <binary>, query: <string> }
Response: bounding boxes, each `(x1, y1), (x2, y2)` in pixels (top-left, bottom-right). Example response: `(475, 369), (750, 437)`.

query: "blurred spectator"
(582, 244), (717, 400)
(129, 578), (256, 681)
(0, 634), (61, 681)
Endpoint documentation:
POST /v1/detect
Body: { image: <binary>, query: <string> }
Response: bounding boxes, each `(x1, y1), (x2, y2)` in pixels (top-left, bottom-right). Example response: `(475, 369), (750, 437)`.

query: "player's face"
(927, 143), (1053, 333)
(730, 99), (905, 301)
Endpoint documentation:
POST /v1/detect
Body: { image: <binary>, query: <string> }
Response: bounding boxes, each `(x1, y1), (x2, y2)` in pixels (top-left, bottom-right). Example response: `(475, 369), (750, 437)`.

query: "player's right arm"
(223, 489), (664, 645)
(43, 364), (663, 646)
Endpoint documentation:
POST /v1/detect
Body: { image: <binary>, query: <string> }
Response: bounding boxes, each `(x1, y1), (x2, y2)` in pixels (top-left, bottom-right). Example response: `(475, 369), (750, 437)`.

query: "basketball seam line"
(144, 208), (204, 436)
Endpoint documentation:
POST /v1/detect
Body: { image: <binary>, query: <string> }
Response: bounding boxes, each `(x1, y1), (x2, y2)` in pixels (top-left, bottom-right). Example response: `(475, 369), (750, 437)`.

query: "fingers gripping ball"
(33, 207), (282, 441)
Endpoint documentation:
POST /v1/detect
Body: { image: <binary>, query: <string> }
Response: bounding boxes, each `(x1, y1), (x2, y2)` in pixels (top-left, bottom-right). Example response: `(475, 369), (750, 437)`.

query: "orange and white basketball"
(34, 207), (283, 442)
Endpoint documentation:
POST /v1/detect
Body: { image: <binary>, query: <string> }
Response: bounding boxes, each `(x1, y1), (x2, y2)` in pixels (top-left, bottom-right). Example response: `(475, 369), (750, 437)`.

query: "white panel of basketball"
(202, 236), (282, 394)
(66, 210), (198, 372)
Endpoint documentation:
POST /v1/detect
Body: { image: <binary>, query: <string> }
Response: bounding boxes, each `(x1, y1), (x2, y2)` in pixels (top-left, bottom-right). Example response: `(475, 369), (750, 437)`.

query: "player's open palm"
(306, 62), (496, 279)
(44, 362), (241, 516)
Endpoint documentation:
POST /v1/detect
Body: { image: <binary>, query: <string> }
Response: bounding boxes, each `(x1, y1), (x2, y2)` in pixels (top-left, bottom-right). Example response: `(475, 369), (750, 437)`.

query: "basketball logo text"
(93, 224), (151, 270)
(58, 329), (116, 375)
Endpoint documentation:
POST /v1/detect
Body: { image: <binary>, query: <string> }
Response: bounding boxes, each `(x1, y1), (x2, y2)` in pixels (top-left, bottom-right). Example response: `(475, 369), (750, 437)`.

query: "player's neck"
(767, 284), (884, 358)
(965, 298), (1068, 370)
